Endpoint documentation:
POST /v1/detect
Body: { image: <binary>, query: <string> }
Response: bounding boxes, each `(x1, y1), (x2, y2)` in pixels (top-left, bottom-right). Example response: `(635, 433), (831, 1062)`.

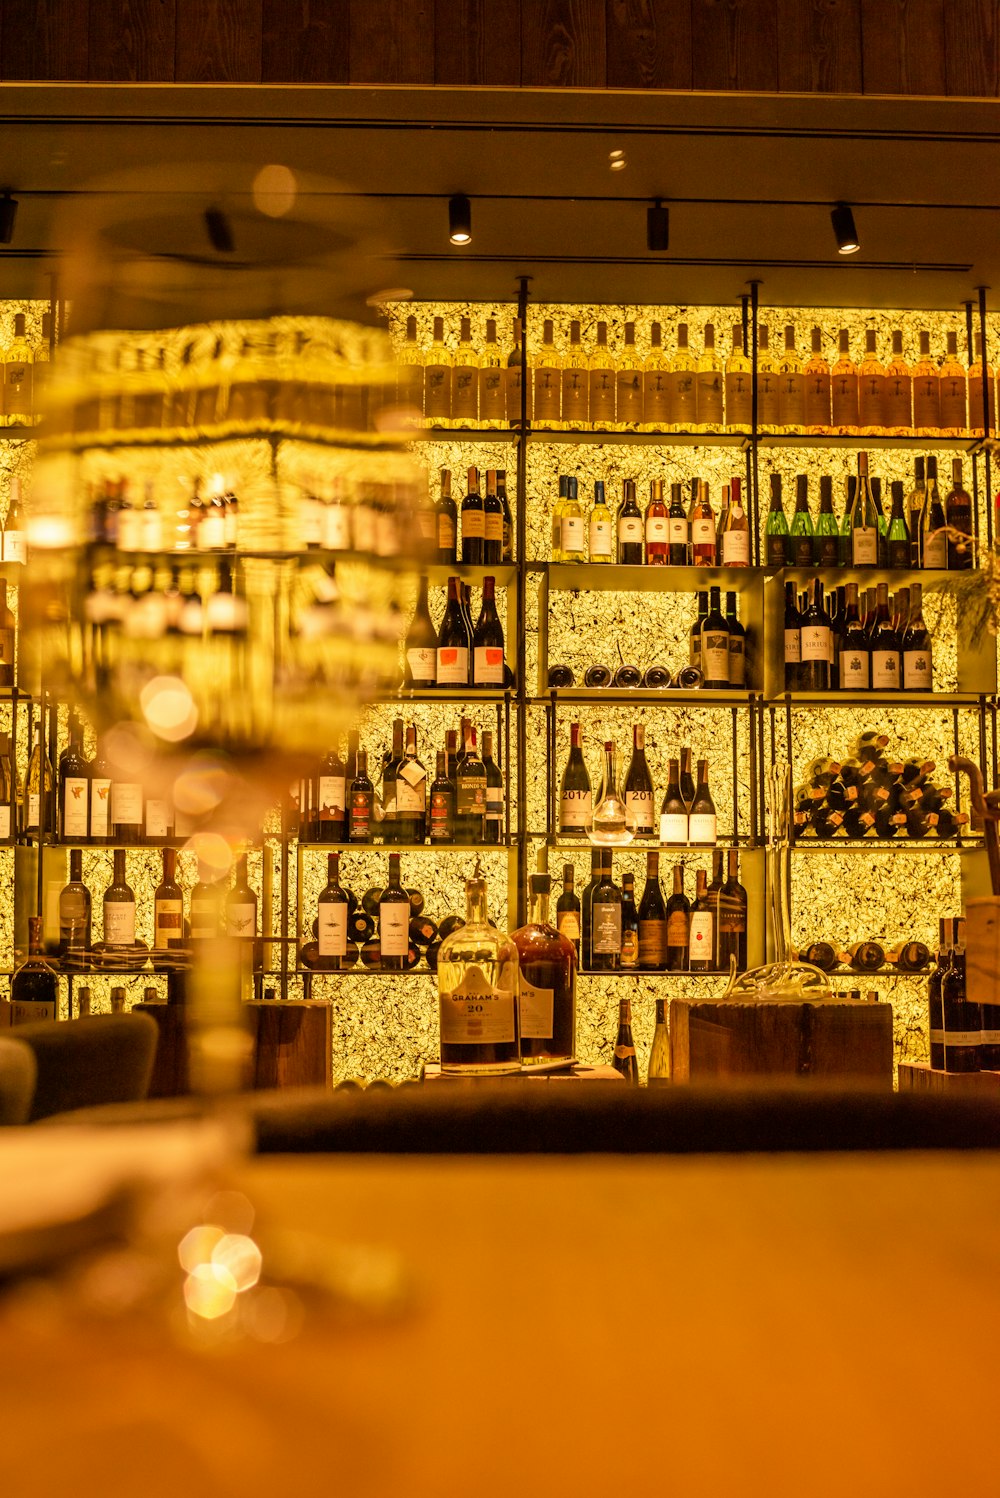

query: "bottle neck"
(466, 881), (488, 925)
(530, 890), (550, 926)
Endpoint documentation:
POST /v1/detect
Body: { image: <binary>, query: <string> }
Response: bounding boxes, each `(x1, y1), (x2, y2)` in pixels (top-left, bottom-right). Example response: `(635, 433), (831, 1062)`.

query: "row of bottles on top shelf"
(783, 579), (933, 693)
(559, 729), (721, 844)
(298, 719), (504, 846)
(399, 313), (996, 436)
(547, 454), (973, 570)
(927, 916), (1000, 1073)
(794, 734), (968, 841)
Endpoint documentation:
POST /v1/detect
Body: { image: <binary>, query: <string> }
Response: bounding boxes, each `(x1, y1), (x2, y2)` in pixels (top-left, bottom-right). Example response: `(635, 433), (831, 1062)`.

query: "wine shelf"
(297, 841), (514, 853)
(417, 426), (983, 451)
(534, 690), (756, 706)
(790, 839), (980, 853)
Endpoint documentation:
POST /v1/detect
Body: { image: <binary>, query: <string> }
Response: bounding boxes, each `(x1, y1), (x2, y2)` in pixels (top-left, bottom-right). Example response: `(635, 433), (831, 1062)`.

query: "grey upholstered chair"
(0, 1034), (36, 1124)
(12, 1012), (159, 1122)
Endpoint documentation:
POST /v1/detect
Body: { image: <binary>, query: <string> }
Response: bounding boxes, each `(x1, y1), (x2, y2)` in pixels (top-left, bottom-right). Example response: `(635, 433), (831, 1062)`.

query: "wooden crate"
(897, 1061), (1000, 1095)
(135, 999), (332, 1098)
(669, 998), (894, 1085)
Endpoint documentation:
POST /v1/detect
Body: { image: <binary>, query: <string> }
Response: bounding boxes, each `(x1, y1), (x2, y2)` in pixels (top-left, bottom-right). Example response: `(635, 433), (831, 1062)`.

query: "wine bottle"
(428, 750), (456, 844)
(0, 732), (14, 841)
(838, 582), (870, 692)
(459, 465), (485, 566)
(688, 869), (715, 973)
(868, 583), (901, 693)
(719, 476), (750, 567)
(644, 478), (669, 565)
(436, 575), (471, 686)
(436, 468), (457, 565)
(103, 847), (136, 949)
(765, 472), (789, 569)
(393, 725), (426, 844)
(789, 475), (814, 568)
(534, 319), (562, 425)
(665, 863), (690, 972)
(945, 458), (974, 570)
(688, 759), (717, 845)
(405, 575), (437, 688)
(849, 451), (879, 566)
(884, 330), (913, 435)
(472, 576), (505, 686)
(798, 578), (832, 692)
(882, 480), (910, 570)
(667, 481), (688, 566)
(725, 591), (746, 688)
(512, 872), (577, 1065)
(559, 722), (593, 836)
(556, 475), (585, 563)
(831, 328), (859, 432)
(588, 480), (613, 563)
(10, 917), (56, 1022)
(778, 323), (805, 430)
(757, 324), (780, 430)
(225, 854), (257, 942)
(845, 940), (885, 972)
(783, 580), (801, 691)
(726, 322), (753, 432)
(637, 849), (667, 972)
(59, 847), (92, 960)
(497, 471), (513, 562)
(647, 999), (671, 1084)
(580, 850), (600, 969)
(717, 847), (748, 972)
(921, 456), (949, 570)
(59, 714), (90, 843)
(454, 724), (486, 843)
(349, 749), (374, 843)
(556, 862), (581, 957)
(611, 997), (639, 1084)
(0, 578), (15, 687)
(689, 590), (708, 674)
(22, 714), (54, 841)
(901, 582), (933, 692)
(912, 329), (941, 434)
(689, 479), (716, 566)
(659, 758), (688, 845)
(623, 724), (655, 836)
(314, 740), (348, 843)
(813, 475), (839, 567)
(938, 920), (979, 1073)
(378, 853), (410, 973)
(801, 941), (838, 972)
(620, 872), (639, 969)
(437, 868), (520, 1075)
(667, 322), (697, 430)
(803, 325), (832, 432)
(154, 847), (184, 952)
(887, 940), (931, 973)
(482, 730), (503, 845)
(3, 476), (26, 563)
(679, 746), (696, 809)
(701, 585), (730, 691)
(560, 319), (588, 427)
(928, 919), (952, 1071)
(589, 319), (616, 427)
(617, 478), (644, 565)
(858, 329), (885, 433)
(424, 316), (452, 423)
(590, 851), (622, 972)
(110, 764), (143, 846)
(315, 852), (350, 968)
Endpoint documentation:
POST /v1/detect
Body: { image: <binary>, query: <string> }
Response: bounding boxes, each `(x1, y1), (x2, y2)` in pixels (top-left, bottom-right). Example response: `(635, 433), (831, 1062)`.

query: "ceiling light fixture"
(448, 193), (472, 246)
(0, 193), (18, 245)
(647, 199), (669, 253)
(831, 202), (860, 255)
(204, 206), (235, 254)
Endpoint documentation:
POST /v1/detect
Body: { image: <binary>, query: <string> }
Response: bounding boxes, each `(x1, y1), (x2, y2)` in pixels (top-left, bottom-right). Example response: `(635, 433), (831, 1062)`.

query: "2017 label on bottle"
(851, 527), (878, 565)
(561, 516), (585, 553)
(618, 516), (643, 544)
(903, 650), (931, 689)
(62, 778), (89, 838)
(801, 625), (830, 662)
(474, 646), (504, 684)
(437, 646), (469, 684)
(560, 790), (592, 828)
(111, 782), (143, 825)
(440, 968), (516, 1045)
(589, 518), (612, 556)
(318, 904), (348, 957)
(660, 812), (688, 844)
(871, 651), (899, 689)
(688, 912), (714, 959)
(688, 813), (717, 844)
(518, 976), (554, 1039)
(379, 901), (409, 956)
(226, 903), (256, 938)
(104, 902), (136, 946)
(840, 650), (870, 689)
(625, 790), (654, 832)
(721, 530), (749, 566)
(592, 905), (622, 953)
(89, 779), (111, 838)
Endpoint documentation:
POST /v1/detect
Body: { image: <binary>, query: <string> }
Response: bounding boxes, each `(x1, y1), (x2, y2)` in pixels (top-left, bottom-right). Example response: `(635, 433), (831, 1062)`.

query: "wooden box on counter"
(135, 999), (332, 1098)
(668, 998), (894, 1085)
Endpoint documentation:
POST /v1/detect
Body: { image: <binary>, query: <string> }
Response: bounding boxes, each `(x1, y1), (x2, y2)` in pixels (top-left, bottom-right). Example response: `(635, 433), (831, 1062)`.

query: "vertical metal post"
(747, 697), (758, 846)
(280, 804), (290, 1000)
(515, 275), (531, 926)
(977, 286), (993, 550)
(730, 705), (740, 842)
(748, 284), (761, 572)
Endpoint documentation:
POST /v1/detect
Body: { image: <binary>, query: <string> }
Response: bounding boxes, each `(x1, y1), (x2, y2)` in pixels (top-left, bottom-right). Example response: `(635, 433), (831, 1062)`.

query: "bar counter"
(3, 1142), (998, 1496)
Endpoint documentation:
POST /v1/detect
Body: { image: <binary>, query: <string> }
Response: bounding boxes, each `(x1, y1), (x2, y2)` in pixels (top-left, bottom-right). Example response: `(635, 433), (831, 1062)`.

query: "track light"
(647, 198), (669, 253)
(448, 193), (472, 246)
(204, 206), (235, 254)
(0, 193), (18, 245)
(831, 202), (859, 255)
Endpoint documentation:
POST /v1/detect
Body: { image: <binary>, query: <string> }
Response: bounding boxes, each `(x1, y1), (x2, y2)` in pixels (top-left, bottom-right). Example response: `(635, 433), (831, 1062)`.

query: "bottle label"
(479, 368), (505, 415)
(668, 517), (688, 545)
(562, 370), (587, 419)
(839, 648), (870, 690)
(3, 531), (25, 564)
(429, 790), (454, 839)
(871, 650), (900, 690)
(557, 910), (581, 942)
(485, 787), (503, 824)
(145, 798), (170, 839)
(638, 919), (665, 964)
(89, 778), (111, 838)
(379, 899), (409, 956)
(456, 776), (486, 818)
(480, 513), (502, 548)
(702, 634), (729, 682)
(452, 368), (478, 420)
(62, 777), (89, 838)
(104, 901), (136, 946)
(560, 790), (593, 829)
(406, 646), (436, 685)
(396, 767), (426, 813)
(851, 527), (878, 565)
(884, 377), (912, 428)
(980, 1028), (1000, 1046)
(589, 370), (615, 423)
(351, 506), (377, 554)
(589, 517), (613, 557)
(690, 517), (715, 547)
(903, 649), (932, 690)
(462, 507), (485, 539)
(667, 909), (689, 947)
(226, 901), (256, 938)
(800, 625), (830, 662)
(471, 644), (504, 686)
(645, 515), (669, 543)
(618, 516), (643, 544)
(534, 369), (561, 422)
(153, 899), (183, 948)
(784, 628), (801, 664)
(913, 381), (940, 428)
(440, 969), (516, 1045)
(111, 782), (143, 825)
(424, 365), (451, 419)
(323, 506), (352, 551)
(928, 1029), (980, 1048)
(643, 372), (669, 422)
(318, 775), (347, 821)
(592, 903), (622, 955)
(350, 791), (371, 837)
(0, 805), (10, 839)
(728, 637), (746, 686)
(28, 791), (39, 827)
(318, 903), (348, 957)
(559, 515), (585, 554)
(519, 977), (555, 1040)
(436, 646), (469, 684)
(11, 998), (56, 1024)
(437, 513), (456, 551)
(940, 379), (967, 428)
(721, 530), (750, 566)
(625, 789), (655, 832)
(688, 911), (714, 961)
(688, 813), (717, 844)
(831, 374), (859, 426)
(923, 529), (948, 569)
(660, 812), (689, 844)
(617, 370), (644, 420)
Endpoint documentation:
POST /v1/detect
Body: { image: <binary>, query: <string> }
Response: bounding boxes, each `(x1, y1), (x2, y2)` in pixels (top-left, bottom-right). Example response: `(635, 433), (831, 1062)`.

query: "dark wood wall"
(0, 0), (996, 96)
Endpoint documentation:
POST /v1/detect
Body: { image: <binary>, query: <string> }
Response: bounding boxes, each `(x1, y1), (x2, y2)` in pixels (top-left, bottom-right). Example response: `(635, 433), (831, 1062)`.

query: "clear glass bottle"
(777, 324), (805, 431)
(647, 998), (671, 1083)
(592, 740), (629, 843)
(512, 872), (576, 1065)
(883, 329), (912, 435)
(667, 322), (697, 431)
(59, 847), (92, 960)
(695, 322), (724, 430)
(533, 318), (562, 426)
(616, 320), (644, 427)
(939, 330), (967, 436)
(803, 325), (831, 433)
(857, 329), (885, 434)
(589, 320), (616, 427)
(423, 315), (452, 424)
(588, 479), (613, 563)
(642, 320), (670, 431)
(560, 319), (588, 429)
(437, 869), (520, 1075)
(756, 324), (780, 432)
(831, 328), (859, 433)
(478, 317), (505, 427)
(912, 330), (941, 435)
